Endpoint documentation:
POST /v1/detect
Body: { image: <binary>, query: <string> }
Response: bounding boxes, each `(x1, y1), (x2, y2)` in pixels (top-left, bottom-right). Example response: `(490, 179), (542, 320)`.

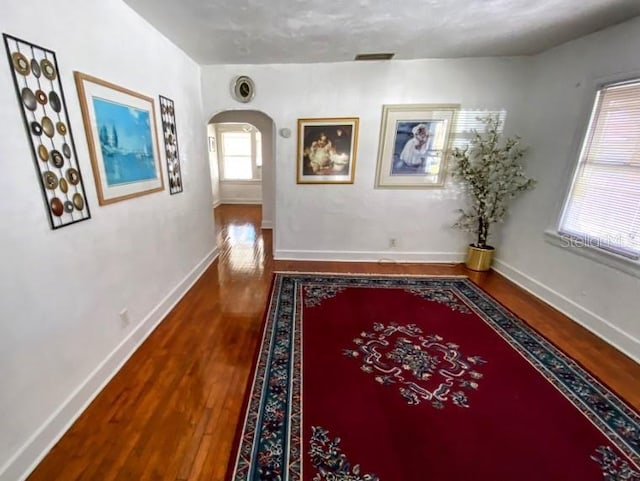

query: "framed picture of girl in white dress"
(297, 117), (359, 184)
(375, 104), (458, 188)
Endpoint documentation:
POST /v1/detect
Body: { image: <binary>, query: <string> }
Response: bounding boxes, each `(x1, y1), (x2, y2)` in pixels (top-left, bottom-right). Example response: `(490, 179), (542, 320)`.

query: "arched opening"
(207, 110), (276, 233)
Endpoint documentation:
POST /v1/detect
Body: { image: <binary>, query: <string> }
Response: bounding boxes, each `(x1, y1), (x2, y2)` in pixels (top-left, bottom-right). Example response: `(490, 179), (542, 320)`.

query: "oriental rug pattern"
(227, 274), (640, 481)
(342, 322), (486, 408)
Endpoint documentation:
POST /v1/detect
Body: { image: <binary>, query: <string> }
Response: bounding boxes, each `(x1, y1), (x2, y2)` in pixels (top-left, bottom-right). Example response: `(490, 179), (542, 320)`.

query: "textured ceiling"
(123, 0), (640, 64)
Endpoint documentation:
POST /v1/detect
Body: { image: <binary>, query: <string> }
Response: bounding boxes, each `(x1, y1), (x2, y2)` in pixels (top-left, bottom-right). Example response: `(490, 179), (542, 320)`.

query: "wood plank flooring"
(27, 204), (640, 480)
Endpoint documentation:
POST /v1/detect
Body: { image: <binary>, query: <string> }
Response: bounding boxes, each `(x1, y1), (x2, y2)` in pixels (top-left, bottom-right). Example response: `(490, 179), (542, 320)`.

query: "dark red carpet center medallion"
(227, 274), (640, 481)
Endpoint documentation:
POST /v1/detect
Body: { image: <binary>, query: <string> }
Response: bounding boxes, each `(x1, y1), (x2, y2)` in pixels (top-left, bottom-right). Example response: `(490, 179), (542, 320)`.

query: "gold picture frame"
(74, 72), (164, 205)
(375, 104), (459, 188)
(297, 117), (359, 184)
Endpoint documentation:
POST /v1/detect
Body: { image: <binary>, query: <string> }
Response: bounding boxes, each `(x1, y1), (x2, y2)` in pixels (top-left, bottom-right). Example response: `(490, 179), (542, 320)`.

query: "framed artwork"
(297, 117), (359, 184)
(3, 33), (91, 229)
(74, 71), (164, 205)
(375, 104), (459, 188)
(159, 95), (183, 194)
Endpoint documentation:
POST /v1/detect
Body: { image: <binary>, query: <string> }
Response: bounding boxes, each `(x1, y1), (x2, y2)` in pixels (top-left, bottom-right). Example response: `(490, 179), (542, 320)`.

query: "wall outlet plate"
(119, 308), (130, 326)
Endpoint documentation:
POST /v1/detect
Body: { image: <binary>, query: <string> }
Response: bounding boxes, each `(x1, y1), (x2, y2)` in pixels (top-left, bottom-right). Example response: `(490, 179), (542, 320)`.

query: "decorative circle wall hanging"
(41, 58), (56, 80)
(51, 150), (64, 168)
(43, 171), (58, 189)
(72, 193), (84, 210)
(38, 145), (49, 162)
(12, 52), (29, 75)
(66, 167), (79, 185)
(3, 33), (91, 229)
(30, 58), (40, 78)
(35, 89), (47, 105)
(30, 121), (42, 136)
(231, 75), (255, 103)
(41, 116), (54, 137)
(21, 87), (37, 110)
(50, 197), (64, 216)
(49, 91), (61, 112)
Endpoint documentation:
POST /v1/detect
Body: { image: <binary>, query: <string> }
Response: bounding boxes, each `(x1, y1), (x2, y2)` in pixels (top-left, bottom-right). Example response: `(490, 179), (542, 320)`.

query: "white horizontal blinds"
(222, 131), (251, 156)
(560, 79), (640, 259)
(449, 110), (507, 150)
(221, 131), (252, 180)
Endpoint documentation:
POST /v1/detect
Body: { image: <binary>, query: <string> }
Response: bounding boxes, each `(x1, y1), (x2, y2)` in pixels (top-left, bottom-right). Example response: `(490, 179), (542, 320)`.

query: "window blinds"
(560, 79), (640, 259)
(221, 131), (253, 180)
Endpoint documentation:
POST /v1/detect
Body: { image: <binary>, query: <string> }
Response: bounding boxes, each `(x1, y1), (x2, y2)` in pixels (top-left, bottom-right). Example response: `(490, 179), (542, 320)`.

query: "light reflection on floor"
(214, 205), (271, 297)
(226, 223), (265, 275)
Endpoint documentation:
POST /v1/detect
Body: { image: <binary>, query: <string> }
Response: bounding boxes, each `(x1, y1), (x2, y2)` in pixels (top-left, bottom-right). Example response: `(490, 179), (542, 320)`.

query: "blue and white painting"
(92, 97), (157, 186)
(391, 120), (442, 175)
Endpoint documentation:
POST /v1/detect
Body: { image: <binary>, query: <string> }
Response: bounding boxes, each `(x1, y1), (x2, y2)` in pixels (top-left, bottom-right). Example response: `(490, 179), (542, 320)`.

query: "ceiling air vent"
(354, 53), (395, 61)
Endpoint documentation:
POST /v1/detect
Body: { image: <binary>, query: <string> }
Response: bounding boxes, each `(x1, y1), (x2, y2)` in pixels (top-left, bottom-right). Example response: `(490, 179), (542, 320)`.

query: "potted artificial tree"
(450, 116), (536, 271)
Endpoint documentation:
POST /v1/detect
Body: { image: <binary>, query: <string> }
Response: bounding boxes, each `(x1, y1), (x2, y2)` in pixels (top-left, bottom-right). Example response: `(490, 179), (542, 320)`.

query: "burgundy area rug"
(227, 273), (640, 481)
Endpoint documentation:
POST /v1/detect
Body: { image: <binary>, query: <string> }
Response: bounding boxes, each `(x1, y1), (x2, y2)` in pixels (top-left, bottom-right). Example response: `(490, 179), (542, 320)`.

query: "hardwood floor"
(28, 204), (639, 480)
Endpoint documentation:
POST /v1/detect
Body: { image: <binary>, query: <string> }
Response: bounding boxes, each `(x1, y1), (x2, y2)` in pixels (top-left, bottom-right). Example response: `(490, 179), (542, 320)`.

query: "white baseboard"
(212, 199), (222, 208)
(493, 258), (640, 364)
(261, 220), (273, 229)
(274, 249), (465, 264)
(0, 248), (219, 481)
(219, 199), (262, 205)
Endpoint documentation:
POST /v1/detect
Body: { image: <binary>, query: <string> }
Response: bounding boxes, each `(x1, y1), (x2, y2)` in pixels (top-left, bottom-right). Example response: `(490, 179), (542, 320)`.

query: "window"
(255, 132), (262, 167)
(217, 124), (262, 181)
(558, 79), (640, 260)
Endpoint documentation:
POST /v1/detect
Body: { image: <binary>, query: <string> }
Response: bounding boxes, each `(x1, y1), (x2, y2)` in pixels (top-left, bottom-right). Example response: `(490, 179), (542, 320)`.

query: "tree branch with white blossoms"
(450, 116), (536, 249)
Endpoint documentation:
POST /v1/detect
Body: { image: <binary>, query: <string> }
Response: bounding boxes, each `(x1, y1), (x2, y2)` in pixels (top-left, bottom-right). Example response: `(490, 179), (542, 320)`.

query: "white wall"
(201, 58), (531, 262)
(496, 17), (640, 361)
(207, 123), (221, 206)
(0, 1), (215, 479)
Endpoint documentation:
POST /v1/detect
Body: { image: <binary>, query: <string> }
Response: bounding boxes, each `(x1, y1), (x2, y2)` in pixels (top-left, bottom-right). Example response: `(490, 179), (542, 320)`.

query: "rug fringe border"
(273, 271), (469, 278)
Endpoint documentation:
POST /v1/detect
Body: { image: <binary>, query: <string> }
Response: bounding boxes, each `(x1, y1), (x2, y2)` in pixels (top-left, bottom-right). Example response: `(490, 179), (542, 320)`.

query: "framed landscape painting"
(297, 117), (359, 184)
(375, 104), (459, 188)
(74, 72), (164, 205)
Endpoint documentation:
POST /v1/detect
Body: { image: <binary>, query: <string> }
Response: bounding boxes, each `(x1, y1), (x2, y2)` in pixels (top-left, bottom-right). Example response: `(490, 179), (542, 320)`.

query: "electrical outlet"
(389, 238), (397, 248)
(119, 308), (130, 327)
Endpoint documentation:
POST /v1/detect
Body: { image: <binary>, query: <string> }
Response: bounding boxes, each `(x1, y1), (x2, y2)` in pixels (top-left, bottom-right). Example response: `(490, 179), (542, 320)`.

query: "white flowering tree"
(450, 116), (536, 249)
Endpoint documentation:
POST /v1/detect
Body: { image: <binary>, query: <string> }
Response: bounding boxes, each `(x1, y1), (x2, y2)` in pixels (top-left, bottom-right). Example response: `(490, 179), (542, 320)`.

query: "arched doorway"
(207, 110), (276, 231)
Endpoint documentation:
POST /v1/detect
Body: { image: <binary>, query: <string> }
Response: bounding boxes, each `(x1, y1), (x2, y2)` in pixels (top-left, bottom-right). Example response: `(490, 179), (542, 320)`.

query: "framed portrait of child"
(297, 117), (359, 184)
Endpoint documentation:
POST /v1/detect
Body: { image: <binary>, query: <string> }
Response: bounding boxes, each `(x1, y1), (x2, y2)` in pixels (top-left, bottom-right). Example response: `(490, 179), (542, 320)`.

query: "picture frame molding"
(74, 71), (164, 205)
(375, 103), (460, 189)
(296, 117), (360, 185)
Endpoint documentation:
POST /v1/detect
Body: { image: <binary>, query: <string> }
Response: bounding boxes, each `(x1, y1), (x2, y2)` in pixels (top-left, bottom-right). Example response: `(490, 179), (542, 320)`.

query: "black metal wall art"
(4, 33), (91, 229)
(159, 95), (183, 194)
